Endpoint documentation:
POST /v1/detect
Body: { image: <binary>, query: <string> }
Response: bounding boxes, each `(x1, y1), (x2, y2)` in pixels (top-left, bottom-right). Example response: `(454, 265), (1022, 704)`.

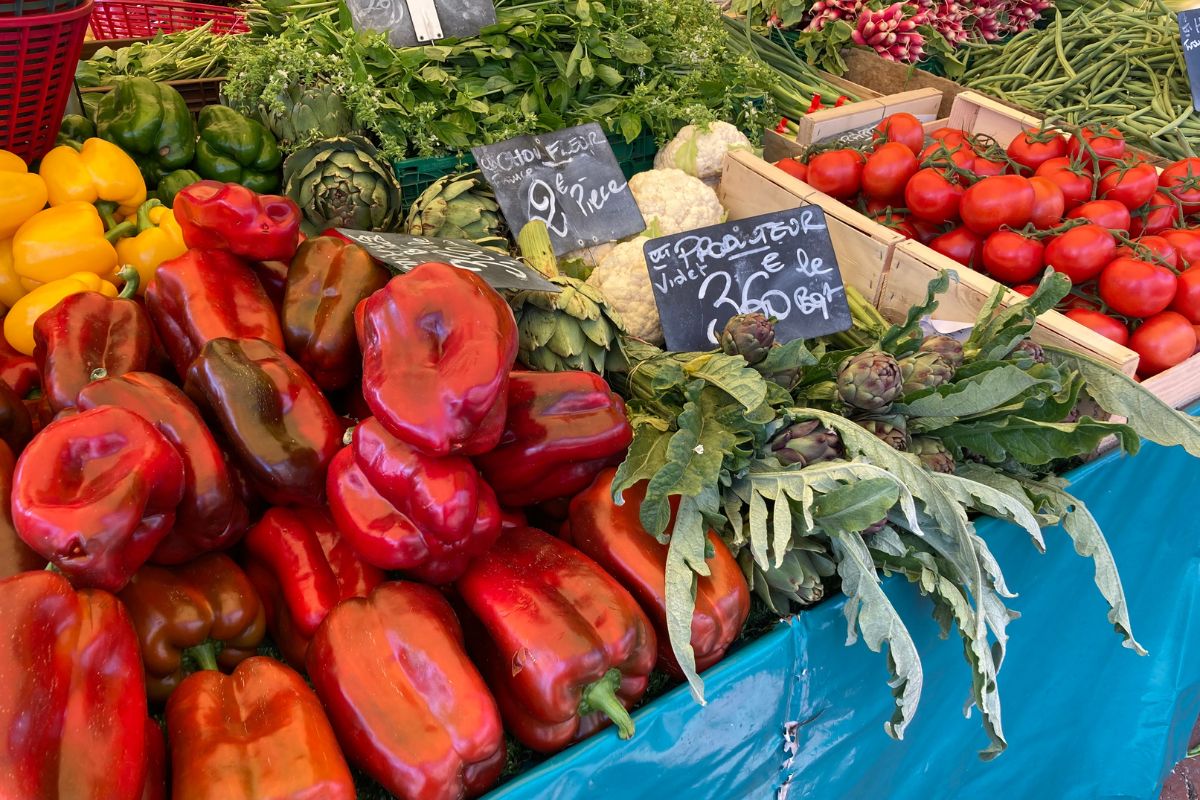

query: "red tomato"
(1098, 161), (1159, 210)
(1067, 126), (1126, 169)
(929, 127), (968, 148)
(1028, 176), (1066, 229)
(1170, 266), (1200, 324)
(1043, 223), (1116, 283)
(1006, 128), (1068, 174)
(1035, 157), (1093, 210)
(1160, 229), (1200, 268)
(929, 226), (983, 267)
(960, 175), (1035, 235)
(981, 230), (1045, 284)
(1062, 293), (1100, 311)
(774, 158), (808, 182)
(1098, 257), (1178, 318)
(1064, 308), (1130, 346)
(971, 157), (1007, 177)
(1130, 191), (1183, 237)
(873, 112), (925, 156)
(1130, 311), (1198, 377)
(909, 218), (945, 245)
(1158, 158), (1200, 214)
(1012, 283), (1038, 297)
(1115, 235), (1178, 270)
(872, 211), (918, 239)
(862, 142), (920, 201)
(905, 168), (964, 223)
(806, 149), (865, 200)
(1066, 199), (1131, 233)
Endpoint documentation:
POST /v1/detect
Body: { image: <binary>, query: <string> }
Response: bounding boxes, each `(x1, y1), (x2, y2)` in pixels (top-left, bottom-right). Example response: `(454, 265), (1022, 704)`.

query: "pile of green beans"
(961, 0), (1198, 161)
(78, 23), (231, 86)
(721, 16), (862, 120)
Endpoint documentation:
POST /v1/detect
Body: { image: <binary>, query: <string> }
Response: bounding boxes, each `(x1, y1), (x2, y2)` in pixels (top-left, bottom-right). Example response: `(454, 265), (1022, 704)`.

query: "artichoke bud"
(769, 419), (843, 467)
(1007, 338), (1046, 365)
(910, 436), (956, 474)
(856, 415), (908, 451)
(897, 351), (954, 396)
(719, 312), (775, 364)
(836, 349), (902, 411)
(918, 334), (965, 369)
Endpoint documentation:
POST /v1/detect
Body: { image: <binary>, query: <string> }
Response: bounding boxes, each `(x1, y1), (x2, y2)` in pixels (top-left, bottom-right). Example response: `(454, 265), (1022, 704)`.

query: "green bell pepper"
(56, 115), (96, 150)
(94, 78), (196, 186)
(193, 105), (283, 194)
(155, 168), (203, 208)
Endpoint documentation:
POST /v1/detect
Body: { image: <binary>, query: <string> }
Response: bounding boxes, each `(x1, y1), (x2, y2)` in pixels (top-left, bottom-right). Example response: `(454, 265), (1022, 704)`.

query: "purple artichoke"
(837, 350), (902, 411)
(918, 335), (965, 370)
(910, 437), (956, 474)
(720, 313), (775, 364)
(898, 351), (954, 396)
(769, 419), (843, 467)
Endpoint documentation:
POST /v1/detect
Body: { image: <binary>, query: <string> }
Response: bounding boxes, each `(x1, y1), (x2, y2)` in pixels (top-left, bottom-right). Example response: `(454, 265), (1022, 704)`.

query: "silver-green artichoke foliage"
(259, 84), (355, 150)
(836, 350), (902, 411)
(283, 136), (402, 236)
(769, 419), (842, 467)
(406, 171), (507, 250)
(509, 277), (625, 374)
(910, 436), (956, 474)
(897, 351), (954, 396)
(719, 312), (775, 364)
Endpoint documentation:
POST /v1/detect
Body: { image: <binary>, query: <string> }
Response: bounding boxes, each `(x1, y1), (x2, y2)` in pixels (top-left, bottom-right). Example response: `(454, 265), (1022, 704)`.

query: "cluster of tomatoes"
(774, 112), (1200, 377)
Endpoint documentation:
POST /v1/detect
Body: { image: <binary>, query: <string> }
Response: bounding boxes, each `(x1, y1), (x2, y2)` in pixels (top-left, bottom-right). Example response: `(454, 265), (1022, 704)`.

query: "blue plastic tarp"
(490, 424), (1200, 800)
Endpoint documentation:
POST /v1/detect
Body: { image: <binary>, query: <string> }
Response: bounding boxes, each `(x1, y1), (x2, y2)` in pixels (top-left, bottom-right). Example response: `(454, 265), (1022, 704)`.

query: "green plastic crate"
(393, 130), (659, 207)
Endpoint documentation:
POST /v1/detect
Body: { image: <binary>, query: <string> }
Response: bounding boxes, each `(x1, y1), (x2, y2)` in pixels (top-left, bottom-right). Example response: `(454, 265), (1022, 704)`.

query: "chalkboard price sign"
(336, 229), (560, 292)
(345, 0), (496, 47)
(472, 123), (646, 256)
(1179, 9), (1200, 112)
(643, 207), (851, 352)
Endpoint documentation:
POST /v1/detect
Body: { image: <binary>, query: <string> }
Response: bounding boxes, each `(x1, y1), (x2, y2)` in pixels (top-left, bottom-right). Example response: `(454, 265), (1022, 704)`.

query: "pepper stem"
(96, 201), (121, 231)
(89, 368), (108, 382)
(187, 642), (220, 672)
(579, 668), (636, 740)
(115, 265), (140, 298)
(104, 221), (136, 242)
(135, 199), (164, 233)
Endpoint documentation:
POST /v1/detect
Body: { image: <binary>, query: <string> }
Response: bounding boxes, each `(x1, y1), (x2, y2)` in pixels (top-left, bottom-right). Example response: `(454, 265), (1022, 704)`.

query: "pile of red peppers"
(0, 180), (752, 800)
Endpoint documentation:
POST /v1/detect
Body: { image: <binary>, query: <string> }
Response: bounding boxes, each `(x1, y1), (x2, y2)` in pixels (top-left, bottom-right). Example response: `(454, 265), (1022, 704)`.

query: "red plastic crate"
(0, 0), (93, 164)
(89, 0), (247, 39)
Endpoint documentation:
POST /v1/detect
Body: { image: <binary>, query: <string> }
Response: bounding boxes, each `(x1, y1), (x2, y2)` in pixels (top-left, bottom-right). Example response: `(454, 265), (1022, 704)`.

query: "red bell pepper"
(454, 526), (657, 753)
(283, 236), (389, 392)
(0, 332), (38, 397)
(308, 582), (506, 800)
(33, 267), (152, 413)
(119, 553), (267, 702)
(12, 406), (186, 591)
(242, 506), (385, 668)
(0, 571), (149, 800)
(0, 378), (32, 454)
(185, 337), (343, 507)
(142, 717), (167, 800)
(474, 371), (632, 507)
(327, 417), (502, 584)
(173, 180), (302, 263)
(253, 259), (289, 312)
(146, 249), (285, 377)
(166, 656), (355, 800)
(565, 468), (750, 678)
(0, 440), (43, 577)
(356, 263), (517, 456)
(76, 371), (248, 564)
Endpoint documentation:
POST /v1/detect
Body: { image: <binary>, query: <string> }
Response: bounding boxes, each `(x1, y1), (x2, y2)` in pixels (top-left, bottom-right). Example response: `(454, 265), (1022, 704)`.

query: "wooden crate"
(761, 69), (883, 162)
(720, 150), (903, 305)
(795, 88), (943, 148)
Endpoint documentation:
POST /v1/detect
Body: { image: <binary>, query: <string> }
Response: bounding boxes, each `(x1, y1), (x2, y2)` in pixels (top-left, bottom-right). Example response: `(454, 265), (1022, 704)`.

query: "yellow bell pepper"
(0, 149), (48, 240)
(4, 271), (120, 356)
(39, 138), (146, 221)
(115, 200), (187, 294)
(11, 201), (128, 286)
(0, 240), (26, 309)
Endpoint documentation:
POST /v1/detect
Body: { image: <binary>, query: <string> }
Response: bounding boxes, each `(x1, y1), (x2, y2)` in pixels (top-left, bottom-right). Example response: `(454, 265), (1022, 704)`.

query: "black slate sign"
(472, 122), (646, 256)
(1179, 9), (1200, 112)
(643, 207), (851, 352)
(345, 0), (496, 48)
(336, 229), (560, 293)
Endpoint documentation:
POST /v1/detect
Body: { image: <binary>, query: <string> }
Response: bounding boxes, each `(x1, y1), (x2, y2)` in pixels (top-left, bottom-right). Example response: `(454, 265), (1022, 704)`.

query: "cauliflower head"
(628, 168), (725, 236)
(587, 236), (662, 344)
(653, 121), (752, 183)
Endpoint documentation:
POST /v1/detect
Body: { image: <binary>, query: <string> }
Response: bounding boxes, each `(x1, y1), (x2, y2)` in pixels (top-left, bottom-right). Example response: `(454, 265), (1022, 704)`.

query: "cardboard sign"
(345, 0), (496, 47)
(643, 207), (851, 351)
(1179, 9), (1200, 112)
(336, 229), (560, 292)
(472, 122), (646, 256)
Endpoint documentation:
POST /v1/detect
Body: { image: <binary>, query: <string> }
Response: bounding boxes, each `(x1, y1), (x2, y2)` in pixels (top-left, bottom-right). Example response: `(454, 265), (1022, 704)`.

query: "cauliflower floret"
(654, 121), (752, 184)
(587, 236), (662, 344)
(628, 169), (725, 236)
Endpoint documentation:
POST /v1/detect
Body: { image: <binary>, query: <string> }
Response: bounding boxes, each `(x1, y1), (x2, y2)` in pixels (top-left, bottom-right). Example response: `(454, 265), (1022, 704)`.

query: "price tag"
(472, 122), (646, 256)
(336, 229), (561, 293)
(344, 0), (495, 47)
(1179, 8), (1200, 112)
(643, 207), (851, 352)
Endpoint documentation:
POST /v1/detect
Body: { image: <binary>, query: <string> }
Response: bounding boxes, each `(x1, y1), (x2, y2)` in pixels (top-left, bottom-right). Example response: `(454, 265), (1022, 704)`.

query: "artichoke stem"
(517, 220), (560, 279)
